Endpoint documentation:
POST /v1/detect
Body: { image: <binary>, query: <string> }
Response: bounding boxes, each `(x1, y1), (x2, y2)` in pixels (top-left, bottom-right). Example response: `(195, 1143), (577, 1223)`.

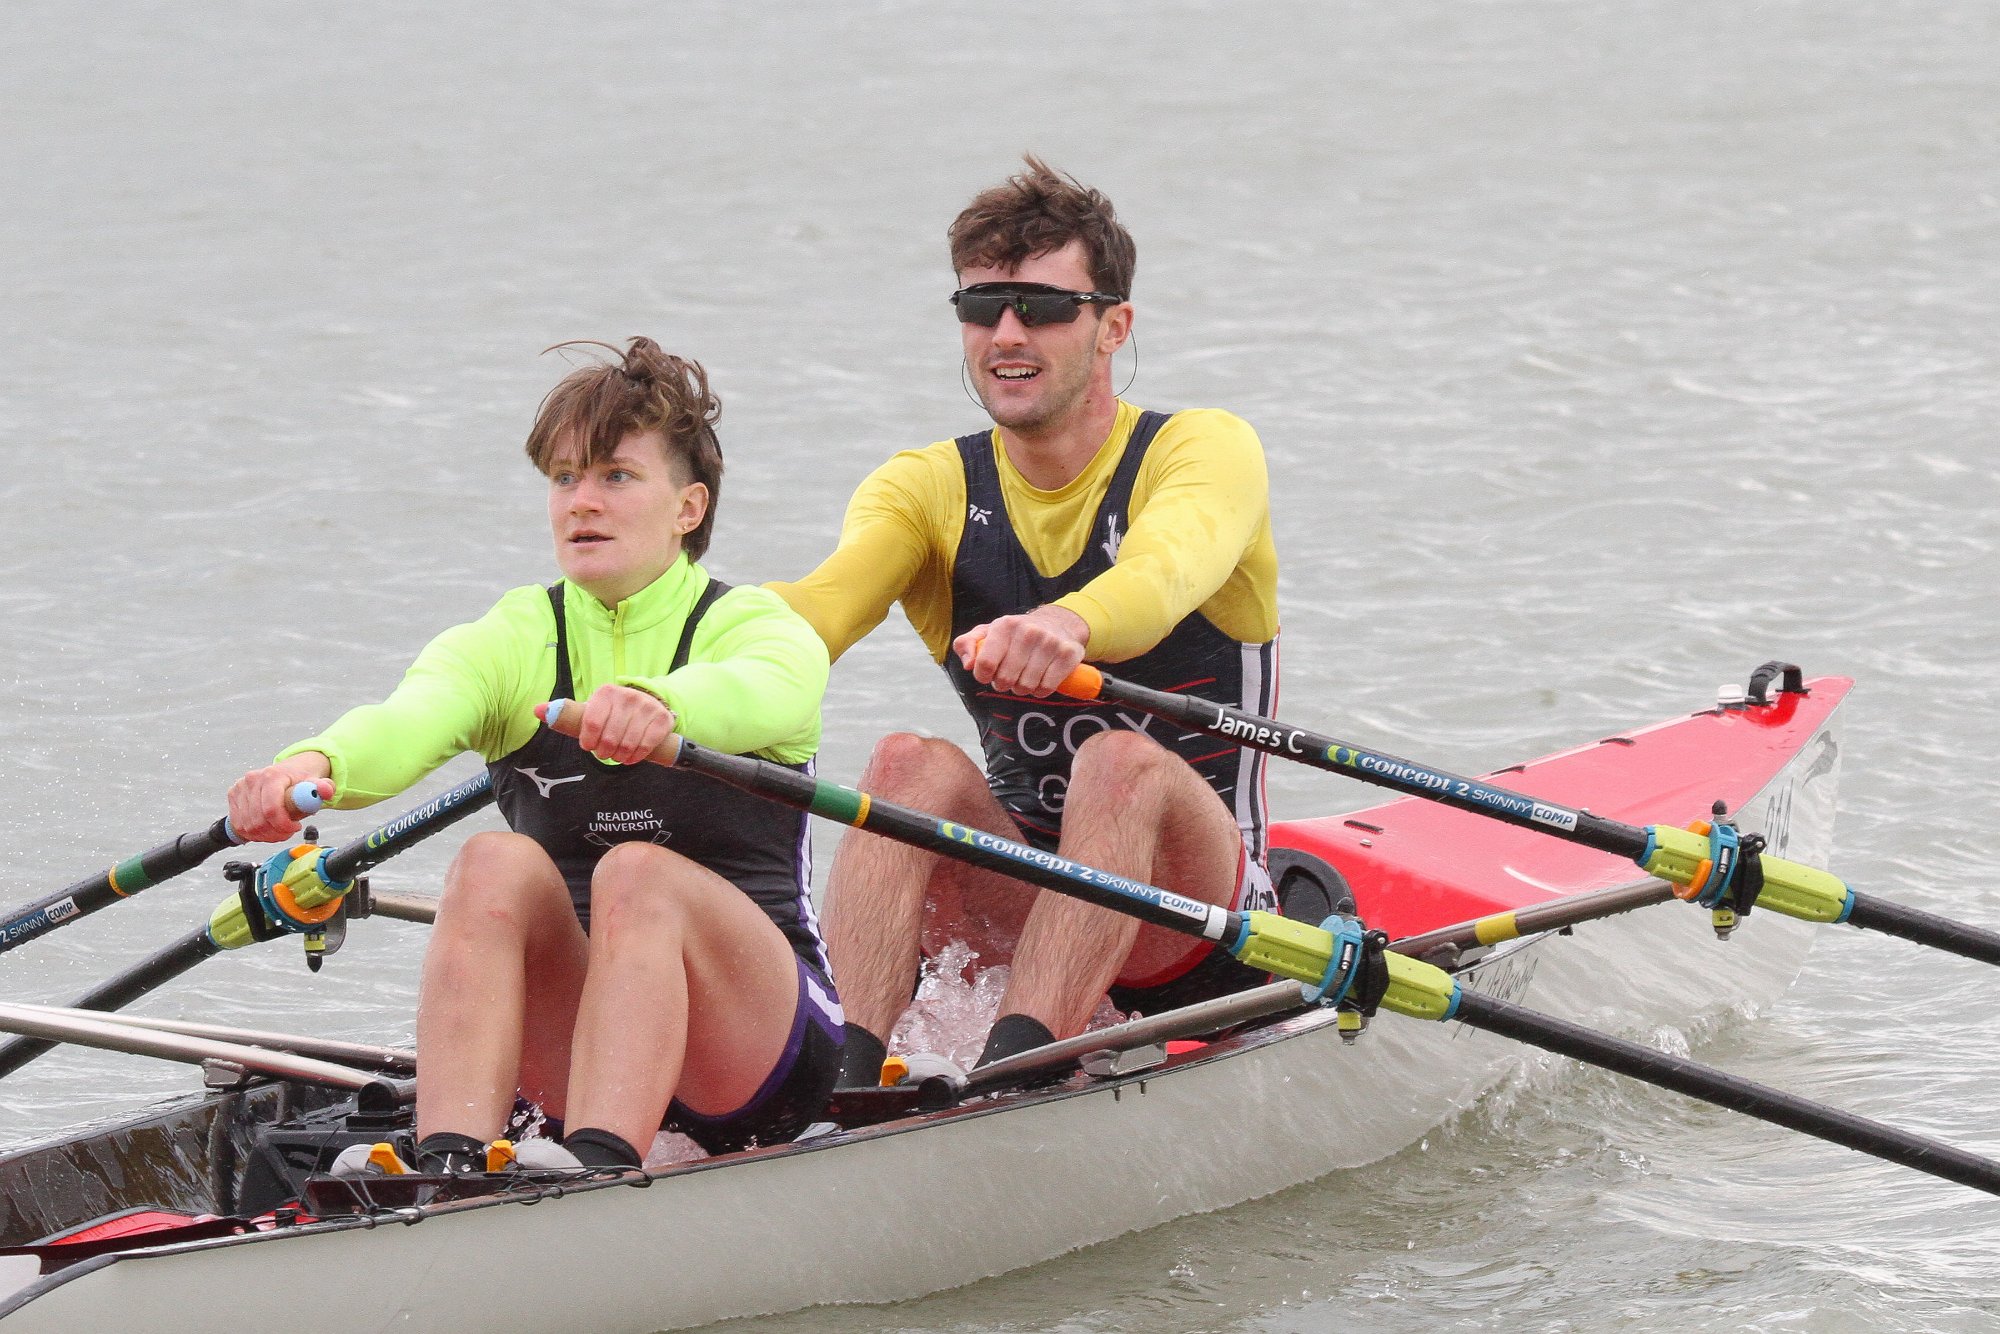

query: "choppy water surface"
(3, 3), (1998, 1329)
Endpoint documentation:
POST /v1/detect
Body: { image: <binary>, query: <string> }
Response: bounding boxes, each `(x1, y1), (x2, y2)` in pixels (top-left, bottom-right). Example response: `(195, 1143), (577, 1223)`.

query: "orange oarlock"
(267, 845), (346, 927)
(1671, 819), (1715, 901)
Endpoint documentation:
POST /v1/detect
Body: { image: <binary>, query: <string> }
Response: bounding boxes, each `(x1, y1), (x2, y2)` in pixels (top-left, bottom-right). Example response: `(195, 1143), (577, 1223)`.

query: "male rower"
(772, 156), (1280, 1082)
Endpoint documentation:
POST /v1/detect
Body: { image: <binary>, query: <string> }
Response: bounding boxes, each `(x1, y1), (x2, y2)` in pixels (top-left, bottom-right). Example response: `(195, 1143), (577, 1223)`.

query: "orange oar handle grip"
(1057, 664), (1104, 700)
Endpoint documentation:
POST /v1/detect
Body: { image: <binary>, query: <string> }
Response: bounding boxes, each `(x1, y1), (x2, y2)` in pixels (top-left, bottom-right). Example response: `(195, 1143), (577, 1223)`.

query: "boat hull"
(0, 678), (1849, 1331)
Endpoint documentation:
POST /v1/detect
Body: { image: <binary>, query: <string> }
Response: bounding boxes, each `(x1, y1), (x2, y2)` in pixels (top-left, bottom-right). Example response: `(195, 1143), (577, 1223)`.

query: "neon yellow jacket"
(279, 556), (828, 807)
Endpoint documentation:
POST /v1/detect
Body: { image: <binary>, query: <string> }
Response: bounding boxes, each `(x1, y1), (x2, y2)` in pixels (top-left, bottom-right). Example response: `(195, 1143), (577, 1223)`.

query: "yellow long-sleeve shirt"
(770, 401), (1277, 663)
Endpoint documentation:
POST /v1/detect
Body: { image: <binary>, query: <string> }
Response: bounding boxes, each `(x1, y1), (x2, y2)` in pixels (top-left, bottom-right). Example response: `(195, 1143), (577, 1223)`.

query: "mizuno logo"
(515, 766), (585, 799)
(968, 503), (992, 526)
(1100, 513), (1123, 563)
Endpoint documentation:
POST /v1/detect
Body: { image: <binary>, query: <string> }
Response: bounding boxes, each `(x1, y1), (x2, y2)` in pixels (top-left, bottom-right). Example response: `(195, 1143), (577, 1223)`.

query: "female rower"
(227, 337), (841, 1172)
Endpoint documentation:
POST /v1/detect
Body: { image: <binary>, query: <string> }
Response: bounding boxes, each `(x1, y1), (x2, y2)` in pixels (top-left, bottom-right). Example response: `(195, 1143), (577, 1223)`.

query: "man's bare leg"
(987, 730), (1244, 1055)
(822, 733), (1036, 1084)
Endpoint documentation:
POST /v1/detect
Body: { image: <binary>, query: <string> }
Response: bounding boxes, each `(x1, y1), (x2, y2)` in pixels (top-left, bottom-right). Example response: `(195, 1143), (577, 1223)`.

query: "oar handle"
(537, 698), (686, 766)
(1059, 664), (1105, 699)
(222, 779), (331, 845)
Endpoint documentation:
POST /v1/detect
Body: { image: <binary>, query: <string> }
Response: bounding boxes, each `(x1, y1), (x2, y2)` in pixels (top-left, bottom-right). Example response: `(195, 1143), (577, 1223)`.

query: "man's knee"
(858, 732), (979, 801)
(1069, 728), (1183, 796)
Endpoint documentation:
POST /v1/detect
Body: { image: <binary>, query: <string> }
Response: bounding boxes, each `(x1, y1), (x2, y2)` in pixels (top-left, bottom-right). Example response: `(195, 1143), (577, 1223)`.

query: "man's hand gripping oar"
(1054, 662), (2000, 968)
(541, 699), (2000, 1201)
(0, 781), (329, 958)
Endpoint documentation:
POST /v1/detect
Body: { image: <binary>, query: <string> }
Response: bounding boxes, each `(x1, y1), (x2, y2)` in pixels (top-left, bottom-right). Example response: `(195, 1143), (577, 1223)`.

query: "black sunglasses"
(950, 283), (1125, 327)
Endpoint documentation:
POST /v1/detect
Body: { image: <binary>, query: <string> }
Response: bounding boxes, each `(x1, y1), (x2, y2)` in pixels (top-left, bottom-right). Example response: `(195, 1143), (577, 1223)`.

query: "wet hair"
(947, 154), (1136, 300)
(524, 337), (724, 561)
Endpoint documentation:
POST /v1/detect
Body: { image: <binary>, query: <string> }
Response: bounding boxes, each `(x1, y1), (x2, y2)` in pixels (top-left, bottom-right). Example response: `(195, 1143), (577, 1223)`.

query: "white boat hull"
(0, 697), (1841, 1332)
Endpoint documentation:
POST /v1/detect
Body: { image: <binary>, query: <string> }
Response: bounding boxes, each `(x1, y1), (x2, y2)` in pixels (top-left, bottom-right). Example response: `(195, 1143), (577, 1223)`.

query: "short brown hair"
(524, 337), (725, 560)
(948, 155), (1136, 299)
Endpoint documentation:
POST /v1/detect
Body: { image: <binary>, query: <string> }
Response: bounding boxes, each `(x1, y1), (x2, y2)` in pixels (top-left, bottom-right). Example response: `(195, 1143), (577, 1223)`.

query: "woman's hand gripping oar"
(541, 698), (2000, 1200)
(0, 781), (329, 958)
(1054, 664), (2000, 969)
(0, 772), (493, 1079)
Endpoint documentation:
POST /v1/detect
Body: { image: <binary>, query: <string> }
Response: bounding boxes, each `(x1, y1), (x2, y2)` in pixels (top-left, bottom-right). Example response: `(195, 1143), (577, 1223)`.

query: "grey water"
(3, 1), (1998, 1328)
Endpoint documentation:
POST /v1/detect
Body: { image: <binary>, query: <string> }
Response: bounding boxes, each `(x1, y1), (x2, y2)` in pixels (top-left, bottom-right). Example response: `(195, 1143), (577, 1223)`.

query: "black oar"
(0, 780), (326, 957)
(541, 700), (2000, 1200)
(0, 771), (492, 1078)
(1056, 665), (2000, 968)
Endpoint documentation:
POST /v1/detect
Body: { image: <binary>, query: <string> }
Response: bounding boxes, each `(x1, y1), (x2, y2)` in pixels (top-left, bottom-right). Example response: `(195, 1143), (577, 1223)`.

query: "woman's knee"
(438, 831), (566, 922)
(588, 843), (700, 938)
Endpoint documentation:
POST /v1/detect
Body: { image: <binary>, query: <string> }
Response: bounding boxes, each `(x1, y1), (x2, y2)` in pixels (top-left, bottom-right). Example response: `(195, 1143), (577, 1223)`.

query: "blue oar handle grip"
(223, 780), (328, 847)
(290, 781), (327, 818)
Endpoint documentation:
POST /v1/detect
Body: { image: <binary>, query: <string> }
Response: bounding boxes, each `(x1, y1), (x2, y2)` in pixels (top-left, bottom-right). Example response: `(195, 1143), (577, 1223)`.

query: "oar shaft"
(1062, 667), (1648, 858)
(1064, 668), (2000, 972)
(0, 782), (325, 958)
(1392, 881), (1677, 962)
(203, 771), (495, 950)
(0, 822), (232, 958)
(1844, 895), (2000, 967)
(3, 1002), (415, 1074)
(322, 771), (494, 883)
(0, 1001), (404, 1098)
(1454, 990), (2000, 1197)
(0, 930), (220, 1077)
(0, 774), (491, 1081)
(684, 733), (1238, 941)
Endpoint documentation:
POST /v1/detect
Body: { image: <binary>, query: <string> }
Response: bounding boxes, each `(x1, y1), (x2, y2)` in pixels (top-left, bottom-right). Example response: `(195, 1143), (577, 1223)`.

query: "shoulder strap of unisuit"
(1099, 409), (1173, 520)
(545, 582), (574, 700)
(671, 577), (734, 671)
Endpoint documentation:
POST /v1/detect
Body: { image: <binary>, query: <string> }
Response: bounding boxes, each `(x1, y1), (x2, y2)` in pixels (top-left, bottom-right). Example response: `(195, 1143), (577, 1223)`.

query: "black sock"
(415, 1131), (486, 1175)
(977, 1013), (1055, 1068)
(836, 1022), (889, 1089)
(564, 1126), (643, 1170)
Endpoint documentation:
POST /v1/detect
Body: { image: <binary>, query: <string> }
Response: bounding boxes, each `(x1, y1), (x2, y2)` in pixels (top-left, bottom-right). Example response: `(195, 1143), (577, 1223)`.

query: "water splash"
(888, 941), (1129, 1066)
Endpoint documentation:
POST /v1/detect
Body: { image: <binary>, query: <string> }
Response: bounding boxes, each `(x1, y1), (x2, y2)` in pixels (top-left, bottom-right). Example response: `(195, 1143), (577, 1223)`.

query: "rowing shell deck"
(0, 677), (1850, 1332)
